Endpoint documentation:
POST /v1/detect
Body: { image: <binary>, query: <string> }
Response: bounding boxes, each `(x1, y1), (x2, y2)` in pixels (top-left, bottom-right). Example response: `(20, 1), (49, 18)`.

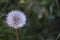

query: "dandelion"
(6, 10), (26, 40)
(6, 10), (26, 29)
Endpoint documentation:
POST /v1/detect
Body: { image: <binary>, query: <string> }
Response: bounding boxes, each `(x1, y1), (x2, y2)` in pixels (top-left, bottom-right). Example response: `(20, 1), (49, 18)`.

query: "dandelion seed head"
(6, 10), (26, 29)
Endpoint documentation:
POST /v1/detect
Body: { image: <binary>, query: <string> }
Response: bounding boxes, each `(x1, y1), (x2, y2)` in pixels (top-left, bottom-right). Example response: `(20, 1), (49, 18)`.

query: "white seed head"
(6, 10), (26, 29)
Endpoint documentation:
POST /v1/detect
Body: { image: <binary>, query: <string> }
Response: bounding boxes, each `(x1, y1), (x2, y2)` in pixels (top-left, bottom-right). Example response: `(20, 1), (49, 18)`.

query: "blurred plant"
(0, 0), (60, 40)
(6, 10), (26, 40)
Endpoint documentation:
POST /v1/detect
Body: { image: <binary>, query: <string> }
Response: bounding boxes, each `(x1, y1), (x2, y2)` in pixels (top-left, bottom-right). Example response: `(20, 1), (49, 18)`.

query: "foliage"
(0, 0), (60, 40)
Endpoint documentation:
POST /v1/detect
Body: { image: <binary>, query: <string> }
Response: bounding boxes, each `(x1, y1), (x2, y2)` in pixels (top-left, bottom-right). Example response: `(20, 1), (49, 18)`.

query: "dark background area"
(0, 0), (60, 40)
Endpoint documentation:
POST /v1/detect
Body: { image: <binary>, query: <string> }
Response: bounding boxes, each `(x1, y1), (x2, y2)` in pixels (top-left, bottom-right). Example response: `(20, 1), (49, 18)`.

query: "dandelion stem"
(16, 28), (19, 40)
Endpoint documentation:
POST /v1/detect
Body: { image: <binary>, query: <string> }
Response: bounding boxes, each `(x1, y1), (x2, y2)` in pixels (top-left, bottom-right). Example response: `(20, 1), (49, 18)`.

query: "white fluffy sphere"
(6, 10), (26, 29)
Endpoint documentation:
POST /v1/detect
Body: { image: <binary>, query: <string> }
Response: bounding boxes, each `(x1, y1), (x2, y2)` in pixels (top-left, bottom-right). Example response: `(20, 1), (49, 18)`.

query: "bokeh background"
(0, 0), (60, 40)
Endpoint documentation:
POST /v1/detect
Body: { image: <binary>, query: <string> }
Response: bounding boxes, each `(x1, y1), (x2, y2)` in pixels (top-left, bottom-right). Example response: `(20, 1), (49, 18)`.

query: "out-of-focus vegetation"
(0, 0), (60, 40)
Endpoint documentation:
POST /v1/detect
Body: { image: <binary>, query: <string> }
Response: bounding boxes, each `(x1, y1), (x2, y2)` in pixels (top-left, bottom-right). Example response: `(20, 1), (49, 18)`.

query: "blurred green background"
(0, 0), (60, 40)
